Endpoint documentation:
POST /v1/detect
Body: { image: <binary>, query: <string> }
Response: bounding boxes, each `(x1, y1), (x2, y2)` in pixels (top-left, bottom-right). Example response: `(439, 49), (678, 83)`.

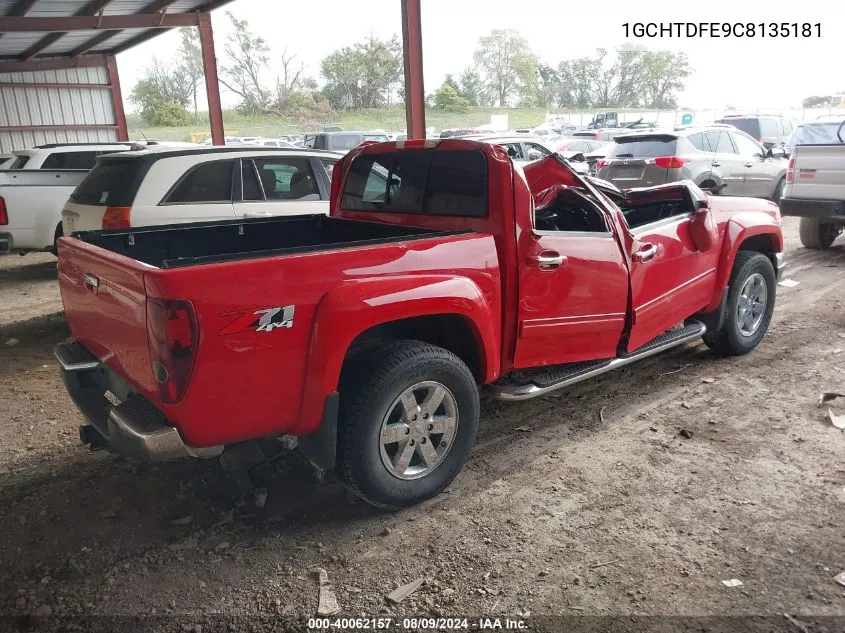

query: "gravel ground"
(0, 219), (843, 632)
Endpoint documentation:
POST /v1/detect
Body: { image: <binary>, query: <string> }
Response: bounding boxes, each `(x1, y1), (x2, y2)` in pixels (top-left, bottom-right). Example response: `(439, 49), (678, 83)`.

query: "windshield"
(787, 122), (844, 148)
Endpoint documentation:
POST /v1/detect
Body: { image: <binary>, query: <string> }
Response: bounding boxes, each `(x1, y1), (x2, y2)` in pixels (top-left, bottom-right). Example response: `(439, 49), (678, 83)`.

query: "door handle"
(744, 162), (753, 168)
(83, 272), (99, 293)
(527, 251), (566, 270)
(634, 243), (658, 263)
(711, 162), (720, 167)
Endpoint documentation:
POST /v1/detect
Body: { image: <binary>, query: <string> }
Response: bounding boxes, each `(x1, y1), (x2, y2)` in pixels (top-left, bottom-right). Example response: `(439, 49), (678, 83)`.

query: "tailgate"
(57, 237), (156, 397)
(786, 145), (845, 200)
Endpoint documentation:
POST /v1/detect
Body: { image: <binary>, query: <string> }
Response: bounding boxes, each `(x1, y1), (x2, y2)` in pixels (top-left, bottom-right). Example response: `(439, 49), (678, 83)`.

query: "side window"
(499, 143), (524, 160)
(525, 143), (551, 160)
(166, 160), (234, 204)
(732, 133), (764, 158)
(758, 118), (779, 139)
(706, 131), (735, 154)
(687, 132), (713, 152)
(320, 158), (338, 180)
(41, 151), (98, 169)
(534, 186), (608, 233)
(241, 160), (263, 201)
(253, 157), (319, 201)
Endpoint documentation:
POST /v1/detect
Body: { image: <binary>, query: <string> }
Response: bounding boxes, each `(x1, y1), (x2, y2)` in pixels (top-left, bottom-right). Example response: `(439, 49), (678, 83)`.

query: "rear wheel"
(772, 177), (785, 203)
(703, 251), (776, 356)
(50, 222), (62, 257)
(339, 341), (479, 509)
(699, 179), (719, 196)
(799, 217), (840, 250)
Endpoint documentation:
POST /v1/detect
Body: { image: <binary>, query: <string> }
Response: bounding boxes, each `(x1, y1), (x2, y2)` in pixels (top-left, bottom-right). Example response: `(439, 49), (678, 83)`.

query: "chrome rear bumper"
(55, 341), (221, 462)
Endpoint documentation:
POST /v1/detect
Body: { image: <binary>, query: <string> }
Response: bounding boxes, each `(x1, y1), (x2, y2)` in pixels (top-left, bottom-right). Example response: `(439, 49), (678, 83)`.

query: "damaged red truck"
(55, 140), (784, 508)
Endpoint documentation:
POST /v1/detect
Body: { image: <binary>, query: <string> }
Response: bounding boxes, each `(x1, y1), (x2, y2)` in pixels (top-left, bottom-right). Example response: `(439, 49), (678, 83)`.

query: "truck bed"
(71, 215), (459, 269)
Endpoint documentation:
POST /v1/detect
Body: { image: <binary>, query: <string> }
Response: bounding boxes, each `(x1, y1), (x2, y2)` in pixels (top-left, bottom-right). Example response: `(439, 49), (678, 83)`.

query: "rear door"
(704, 130), (746, 195)
(731, 131), (777, 198)
(234, 156), (328, 219)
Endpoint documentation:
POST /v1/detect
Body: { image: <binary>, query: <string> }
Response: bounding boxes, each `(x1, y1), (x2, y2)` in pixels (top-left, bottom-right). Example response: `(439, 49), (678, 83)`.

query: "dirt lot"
(1, 220), (844, 632)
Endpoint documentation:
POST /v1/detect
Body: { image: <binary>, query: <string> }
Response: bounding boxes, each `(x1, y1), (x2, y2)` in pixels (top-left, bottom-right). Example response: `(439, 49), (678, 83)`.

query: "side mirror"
(690, 198), (717, 252)
(768, 147), (786, 159)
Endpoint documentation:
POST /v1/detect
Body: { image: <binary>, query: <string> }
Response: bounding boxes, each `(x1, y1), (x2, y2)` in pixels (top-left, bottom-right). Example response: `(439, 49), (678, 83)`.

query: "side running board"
(487, 321), (706, 402)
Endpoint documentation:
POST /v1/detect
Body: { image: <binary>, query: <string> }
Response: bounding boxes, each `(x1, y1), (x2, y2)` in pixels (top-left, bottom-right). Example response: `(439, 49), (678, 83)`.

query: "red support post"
(401, 0), (426, 140)
(106, 55), (128, 142)
(198, 13), (224, 146)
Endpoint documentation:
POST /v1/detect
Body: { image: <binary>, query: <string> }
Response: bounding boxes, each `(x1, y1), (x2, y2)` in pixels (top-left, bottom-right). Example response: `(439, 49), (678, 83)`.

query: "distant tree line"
(130, 18), (692, 126)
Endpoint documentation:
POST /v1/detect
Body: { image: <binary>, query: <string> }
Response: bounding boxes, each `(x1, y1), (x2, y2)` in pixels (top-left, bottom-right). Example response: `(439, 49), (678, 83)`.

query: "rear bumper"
(55, 341), (222, 462)
(779, 197), (845, 222)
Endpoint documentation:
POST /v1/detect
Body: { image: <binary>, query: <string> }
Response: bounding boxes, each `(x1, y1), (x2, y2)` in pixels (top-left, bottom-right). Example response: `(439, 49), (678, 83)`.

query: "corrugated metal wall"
(0, 66), (118, 153)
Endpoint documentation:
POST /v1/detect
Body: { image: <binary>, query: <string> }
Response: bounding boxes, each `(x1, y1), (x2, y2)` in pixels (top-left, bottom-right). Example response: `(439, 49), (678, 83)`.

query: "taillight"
(785, 158), (794, 184)
(102, 206), (131, 229)
(596, 159), (608, 170)
(146, 299), (198, 404)
(0, 197), (7, 225)
(654, 156), (688, 169)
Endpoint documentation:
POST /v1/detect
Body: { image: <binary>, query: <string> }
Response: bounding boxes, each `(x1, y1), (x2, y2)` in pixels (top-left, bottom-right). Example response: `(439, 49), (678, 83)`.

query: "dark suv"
(596, 126), (788, 200)
(713, 115), (796, 150)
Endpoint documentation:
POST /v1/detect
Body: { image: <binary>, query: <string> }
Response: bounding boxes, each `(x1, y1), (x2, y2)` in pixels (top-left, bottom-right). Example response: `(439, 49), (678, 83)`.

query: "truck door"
(622, 188), (718, 352)
(514, 185), (629, 368)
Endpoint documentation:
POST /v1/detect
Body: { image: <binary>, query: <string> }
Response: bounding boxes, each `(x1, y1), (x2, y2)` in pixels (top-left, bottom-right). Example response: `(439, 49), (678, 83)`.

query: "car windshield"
(787, 122), (844, 147)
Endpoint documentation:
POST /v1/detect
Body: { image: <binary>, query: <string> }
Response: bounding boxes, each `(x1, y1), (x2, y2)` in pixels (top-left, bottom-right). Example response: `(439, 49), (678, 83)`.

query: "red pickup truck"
(55, 140), (784, 508)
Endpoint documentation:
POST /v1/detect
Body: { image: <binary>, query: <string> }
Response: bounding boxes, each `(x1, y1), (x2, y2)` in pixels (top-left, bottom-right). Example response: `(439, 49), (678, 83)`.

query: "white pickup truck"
(0, 169), (88, 254)
(780, 120), (845, 249)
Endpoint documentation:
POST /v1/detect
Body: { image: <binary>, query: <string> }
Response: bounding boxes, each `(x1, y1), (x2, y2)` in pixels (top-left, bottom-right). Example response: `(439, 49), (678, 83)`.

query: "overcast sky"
(116, 0), (838, 112)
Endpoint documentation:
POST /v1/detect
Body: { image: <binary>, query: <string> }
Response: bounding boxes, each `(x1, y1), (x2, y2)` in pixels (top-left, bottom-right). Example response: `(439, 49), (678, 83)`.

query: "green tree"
(473, 29), (536, 106)
(534, 63), (560, 108)
(129, 57), (192, 125)
(457, 67), (485, 106)
(433, 81), (470, 112)
(638, 50), (691, 108)
(557, 55), (602, 108)
(321, 35), (402, 110)
(802, 95), (832, 108)
(219, 12), (272, 114)
(178, 28), (204, 120)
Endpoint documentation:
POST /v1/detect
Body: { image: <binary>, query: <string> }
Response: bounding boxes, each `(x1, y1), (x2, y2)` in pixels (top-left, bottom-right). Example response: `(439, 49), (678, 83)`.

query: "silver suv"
(597, 127), (788, 200)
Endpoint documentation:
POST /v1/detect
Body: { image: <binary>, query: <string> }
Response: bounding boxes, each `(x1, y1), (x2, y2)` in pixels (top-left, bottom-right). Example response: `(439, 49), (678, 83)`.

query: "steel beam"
(0, 55), (108, 74)
(0, 13), (203, 32)
(18, 0), (114, 60)
(198, 13), (224, 146)
(106, 55), (128, 142)
(400, 0), (426, 140)
(0, 124), (118, 132)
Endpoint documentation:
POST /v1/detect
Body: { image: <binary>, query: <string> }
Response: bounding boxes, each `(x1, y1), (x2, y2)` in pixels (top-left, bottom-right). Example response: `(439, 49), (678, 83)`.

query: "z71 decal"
(219, 305), (295, 335)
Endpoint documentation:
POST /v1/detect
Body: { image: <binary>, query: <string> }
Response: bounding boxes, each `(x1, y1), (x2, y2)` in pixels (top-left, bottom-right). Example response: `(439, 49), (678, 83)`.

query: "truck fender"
(293, 275), (501, 436)
(703, 214), (783, 312)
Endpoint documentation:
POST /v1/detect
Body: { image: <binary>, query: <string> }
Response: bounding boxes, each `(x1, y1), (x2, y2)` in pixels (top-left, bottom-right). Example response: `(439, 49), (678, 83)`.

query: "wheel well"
(343, 314), (484, 383)
(738, 234), (779, 270)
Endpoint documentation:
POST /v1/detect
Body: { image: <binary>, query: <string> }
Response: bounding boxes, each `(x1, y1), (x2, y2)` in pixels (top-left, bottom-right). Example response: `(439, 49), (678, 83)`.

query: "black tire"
(772, 177), (785, 203)
(799, 217), (840, 250)
(339, 340), (479, 509)
(699, 180), (718, 195)
(703, 251), (776, 356)
(49, 222), (62, 257)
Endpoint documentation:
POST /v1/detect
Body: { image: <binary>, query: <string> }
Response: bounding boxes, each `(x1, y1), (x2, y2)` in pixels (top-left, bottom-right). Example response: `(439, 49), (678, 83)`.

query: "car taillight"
(146, 299), (198, 404)
(102, 206), (131, 229)
(785, 158), (794, 184)
(0, 197), (7, 225)
(654, 156), (688, 169)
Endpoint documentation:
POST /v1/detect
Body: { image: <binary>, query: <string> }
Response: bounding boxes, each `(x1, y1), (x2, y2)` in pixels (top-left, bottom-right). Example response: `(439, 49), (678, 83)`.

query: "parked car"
(55, 139), (783, 508)
(303, 131), (389, 153)
(460, 134), (554, 163)
(439, 128), (482, 138)
(4, 142), (136, 170)
(713, 114), (796, 150)
(260, 139), (297, 148)
(572, 128), (629, 142)
(597, 127), (788, 199)
(779, 120), (845, 249)
(0, 170), (88, 254)
(61, 147), (342, 235)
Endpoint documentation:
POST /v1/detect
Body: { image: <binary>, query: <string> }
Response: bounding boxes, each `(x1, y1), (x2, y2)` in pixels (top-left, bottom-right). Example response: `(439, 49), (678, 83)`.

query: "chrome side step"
(54, 341), (100, 372)
(487, 321), (707, 402)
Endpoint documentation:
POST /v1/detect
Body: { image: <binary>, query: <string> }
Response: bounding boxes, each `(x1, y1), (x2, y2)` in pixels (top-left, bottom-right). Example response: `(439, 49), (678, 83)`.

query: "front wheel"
(339, 341), (479, 509)
(703, 251), (776, 356)
(799, 217), (841, 250)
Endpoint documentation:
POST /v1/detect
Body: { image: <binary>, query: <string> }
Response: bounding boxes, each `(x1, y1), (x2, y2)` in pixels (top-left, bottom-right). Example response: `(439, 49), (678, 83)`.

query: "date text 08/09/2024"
(623, 22), (821, 38)
(307, 617), (527, 630)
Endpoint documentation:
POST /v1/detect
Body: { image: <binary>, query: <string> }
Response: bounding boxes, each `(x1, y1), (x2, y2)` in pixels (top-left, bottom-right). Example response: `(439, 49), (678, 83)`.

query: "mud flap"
(298, 392), (339, 471)
(693, 286), (729, 333)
